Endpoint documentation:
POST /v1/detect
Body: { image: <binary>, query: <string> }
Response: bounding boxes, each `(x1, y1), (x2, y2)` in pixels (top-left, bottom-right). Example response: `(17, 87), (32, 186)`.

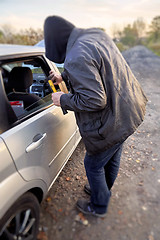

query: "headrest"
(8, 67), (33, 91)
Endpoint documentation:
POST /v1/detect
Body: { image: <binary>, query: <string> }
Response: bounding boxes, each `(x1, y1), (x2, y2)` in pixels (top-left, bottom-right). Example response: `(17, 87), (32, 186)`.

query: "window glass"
(2, 57), (59, 121)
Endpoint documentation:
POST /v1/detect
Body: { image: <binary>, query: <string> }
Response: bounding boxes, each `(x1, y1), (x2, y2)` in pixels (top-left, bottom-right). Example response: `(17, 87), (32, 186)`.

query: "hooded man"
(44, 16), (147, 217)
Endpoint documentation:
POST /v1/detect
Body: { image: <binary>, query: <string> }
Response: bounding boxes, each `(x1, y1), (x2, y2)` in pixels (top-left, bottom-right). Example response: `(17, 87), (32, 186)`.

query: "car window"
(1, 57), (59, 122)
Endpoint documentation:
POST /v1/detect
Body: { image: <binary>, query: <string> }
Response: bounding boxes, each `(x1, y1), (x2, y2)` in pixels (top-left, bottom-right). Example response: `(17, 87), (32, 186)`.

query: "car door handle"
(26, 133), (47, 153)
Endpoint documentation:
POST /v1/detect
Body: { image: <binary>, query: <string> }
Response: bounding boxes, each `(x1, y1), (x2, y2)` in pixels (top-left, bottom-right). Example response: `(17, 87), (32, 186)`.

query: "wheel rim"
(1, 208), (36, 240)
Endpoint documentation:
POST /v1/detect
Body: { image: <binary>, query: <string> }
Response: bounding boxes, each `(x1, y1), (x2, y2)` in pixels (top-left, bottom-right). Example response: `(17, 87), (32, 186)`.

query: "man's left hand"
(52, 92), (65, 106)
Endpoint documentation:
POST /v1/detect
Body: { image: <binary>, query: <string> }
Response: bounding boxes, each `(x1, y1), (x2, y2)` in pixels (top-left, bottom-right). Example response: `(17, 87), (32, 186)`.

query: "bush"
(0, 26), (43, 45)
(115, 42), (129, 52)
(147, 42), (160, 56)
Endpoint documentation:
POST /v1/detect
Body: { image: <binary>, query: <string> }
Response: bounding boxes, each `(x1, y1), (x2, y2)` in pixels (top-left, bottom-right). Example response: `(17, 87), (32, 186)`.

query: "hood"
(44, 16), (75, 63)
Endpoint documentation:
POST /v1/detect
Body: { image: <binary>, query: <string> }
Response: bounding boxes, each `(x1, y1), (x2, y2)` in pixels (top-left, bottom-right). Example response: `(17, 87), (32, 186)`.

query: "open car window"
(1, 56), (60, 121)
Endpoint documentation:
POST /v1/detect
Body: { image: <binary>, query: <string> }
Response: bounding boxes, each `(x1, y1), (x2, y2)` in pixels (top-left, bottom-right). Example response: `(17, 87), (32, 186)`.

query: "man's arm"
(59, 53), (107, 114)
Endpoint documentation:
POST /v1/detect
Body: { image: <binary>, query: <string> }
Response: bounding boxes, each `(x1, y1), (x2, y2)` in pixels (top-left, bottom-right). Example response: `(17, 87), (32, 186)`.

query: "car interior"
(0, 56), (62, 130)
(7, 66), (42, 108)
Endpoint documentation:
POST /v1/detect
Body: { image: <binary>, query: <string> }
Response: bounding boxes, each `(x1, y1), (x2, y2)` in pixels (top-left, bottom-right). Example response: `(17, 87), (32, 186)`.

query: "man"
(44, 16), (147, 217)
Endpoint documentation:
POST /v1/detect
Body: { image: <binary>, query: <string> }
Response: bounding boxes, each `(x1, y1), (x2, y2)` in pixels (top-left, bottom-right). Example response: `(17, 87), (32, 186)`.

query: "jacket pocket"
(81, 118), (104, 139)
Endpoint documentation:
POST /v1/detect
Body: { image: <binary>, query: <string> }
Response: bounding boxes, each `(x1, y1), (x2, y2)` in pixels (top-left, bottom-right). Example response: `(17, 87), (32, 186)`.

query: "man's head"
(44, 16), (75, 63)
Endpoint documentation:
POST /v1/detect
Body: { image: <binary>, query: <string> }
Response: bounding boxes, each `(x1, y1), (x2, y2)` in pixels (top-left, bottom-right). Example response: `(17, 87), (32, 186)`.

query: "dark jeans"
(84, 142), (123, 214)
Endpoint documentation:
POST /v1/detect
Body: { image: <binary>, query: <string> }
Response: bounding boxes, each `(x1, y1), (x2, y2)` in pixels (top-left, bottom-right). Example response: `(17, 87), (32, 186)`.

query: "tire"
(0, 192), (40, 240)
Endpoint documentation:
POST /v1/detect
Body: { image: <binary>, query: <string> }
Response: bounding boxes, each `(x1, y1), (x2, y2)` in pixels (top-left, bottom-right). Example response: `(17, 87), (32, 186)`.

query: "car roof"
(0, 44), (45, 61)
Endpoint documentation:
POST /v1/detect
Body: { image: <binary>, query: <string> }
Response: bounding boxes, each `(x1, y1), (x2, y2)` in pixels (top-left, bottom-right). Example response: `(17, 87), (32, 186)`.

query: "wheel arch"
(28, 187), (44, 203)
(0, 171), (47, 220)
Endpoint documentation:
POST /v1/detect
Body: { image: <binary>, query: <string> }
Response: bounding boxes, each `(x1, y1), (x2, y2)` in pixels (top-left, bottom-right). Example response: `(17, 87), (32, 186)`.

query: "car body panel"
(0, 136), (48, 220)
(1, 105), (77, 185)
(0, 137), (17, 183)
(0, 173), (47, 219)
(0, 44), (45, 61)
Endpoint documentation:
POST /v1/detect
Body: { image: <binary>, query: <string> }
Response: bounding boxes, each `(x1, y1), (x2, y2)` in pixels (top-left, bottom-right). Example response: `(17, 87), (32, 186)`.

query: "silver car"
(0, 44), (81, 239)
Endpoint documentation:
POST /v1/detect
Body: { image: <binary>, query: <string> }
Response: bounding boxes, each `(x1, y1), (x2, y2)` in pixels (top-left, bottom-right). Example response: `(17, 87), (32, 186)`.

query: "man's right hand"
(49, 70), (63, 85)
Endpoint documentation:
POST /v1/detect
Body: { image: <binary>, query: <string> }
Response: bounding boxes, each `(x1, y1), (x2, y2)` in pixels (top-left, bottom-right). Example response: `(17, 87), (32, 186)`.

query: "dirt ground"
(37, 46), (160, 240)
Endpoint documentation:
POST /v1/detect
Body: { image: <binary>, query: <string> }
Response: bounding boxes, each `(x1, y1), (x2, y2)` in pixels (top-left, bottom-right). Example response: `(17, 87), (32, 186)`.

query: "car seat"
(7, 67), (41, 108)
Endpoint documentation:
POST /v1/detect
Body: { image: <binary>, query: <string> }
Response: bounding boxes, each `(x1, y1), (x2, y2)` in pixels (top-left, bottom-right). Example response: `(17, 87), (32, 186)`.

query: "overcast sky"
(0, 0), (160, 35)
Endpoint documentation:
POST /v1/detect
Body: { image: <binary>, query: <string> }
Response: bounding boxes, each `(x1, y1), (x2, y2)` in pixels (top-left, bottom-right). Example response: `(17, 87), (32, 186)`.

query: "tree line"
(112, 16), (160, 55)
(0, 16), (160, 55)
(0, 25), (43, 46)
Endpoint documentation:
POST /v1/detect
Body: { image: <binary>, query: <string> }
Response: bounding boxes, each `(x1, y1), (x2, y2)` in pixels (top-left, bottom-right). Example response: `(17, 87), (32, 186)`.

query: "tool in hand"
(48, 79), (57, 93)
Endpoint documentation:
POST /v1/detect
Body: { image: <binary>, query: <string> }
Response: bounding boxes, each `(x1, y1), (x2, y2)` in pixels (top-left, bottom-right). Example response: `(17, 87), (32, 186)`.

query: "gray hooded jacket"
(60, 28), (147, 155)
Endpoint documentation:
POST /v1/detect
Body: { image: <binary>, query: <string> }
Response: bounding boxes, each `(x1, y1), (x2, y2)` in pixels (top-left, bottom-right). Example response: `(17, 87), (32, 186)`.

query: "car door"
(1, 101), (77, 187)
(1, 56), (78, 188)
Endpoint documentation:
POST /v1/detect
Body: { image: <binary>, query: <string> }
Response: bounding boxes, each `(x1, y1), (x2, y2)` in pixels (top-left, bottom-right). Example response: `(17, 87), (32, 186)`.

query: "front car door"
(0, 54), (80, 188)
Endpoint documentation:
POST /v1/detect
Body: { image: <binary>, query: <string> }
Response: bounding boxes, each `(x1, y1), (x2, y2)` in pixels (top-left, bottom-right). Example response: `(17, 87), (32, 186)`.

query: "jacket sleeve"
(60, 50), (107, 114)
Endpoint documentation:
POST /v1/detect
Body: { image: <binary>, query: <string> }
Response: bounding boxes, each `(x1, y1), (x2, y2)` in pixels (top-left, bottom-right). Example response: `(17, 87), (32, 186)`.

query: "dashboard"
(29, 73), (51, 98)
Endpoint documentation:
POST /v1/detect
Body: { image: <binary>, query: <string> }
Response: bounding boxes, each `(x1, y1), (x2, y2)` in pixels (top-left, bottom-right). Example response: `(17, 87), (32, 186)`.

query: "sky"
(0, 0), (160, 36)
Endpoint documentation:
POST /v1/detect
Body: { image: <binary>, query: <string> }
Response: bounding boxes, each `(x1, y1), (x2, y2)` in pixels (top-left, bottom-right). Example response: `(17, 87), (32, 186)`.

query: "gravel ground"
(37, 46), (160, 240)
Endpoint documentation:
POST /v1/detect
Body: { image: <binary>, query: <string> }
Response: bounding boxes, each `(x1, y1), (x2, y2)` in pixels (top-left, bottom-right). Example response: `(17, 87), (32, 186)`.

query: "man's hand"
(52, 92), (65, 106)
(49, 70), (63, 85)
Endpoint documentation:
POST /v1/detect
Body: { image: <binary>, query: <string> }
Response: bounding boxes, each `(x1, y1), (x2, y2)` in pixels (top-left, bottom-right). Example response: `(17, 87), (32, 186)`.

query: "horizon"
(0, 0), (159, 36)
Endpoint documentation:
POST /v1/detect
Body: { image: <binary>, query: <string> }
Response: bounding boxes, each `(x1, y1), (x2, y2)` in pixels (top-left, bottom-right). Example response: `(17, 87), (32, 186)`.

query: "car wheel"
(0, 192), (40, 240)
